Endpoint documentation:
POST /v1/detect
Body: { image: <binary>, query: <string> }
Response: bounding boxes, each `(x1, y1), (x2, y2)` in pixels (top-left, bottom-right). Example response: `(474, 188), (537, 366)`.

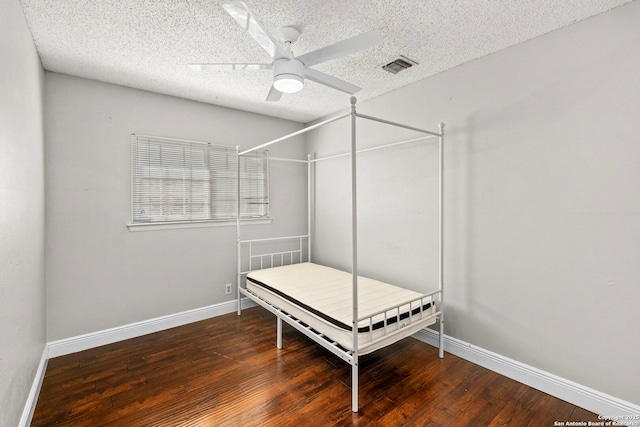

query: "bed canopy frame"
(236, 97), (445, 412)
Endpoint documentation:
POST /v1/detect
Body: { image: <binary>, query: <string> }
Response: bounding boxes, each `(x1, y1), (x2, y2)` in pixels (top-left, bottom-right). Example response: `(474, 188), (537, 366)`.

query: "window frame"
(127, 134), (271, 231)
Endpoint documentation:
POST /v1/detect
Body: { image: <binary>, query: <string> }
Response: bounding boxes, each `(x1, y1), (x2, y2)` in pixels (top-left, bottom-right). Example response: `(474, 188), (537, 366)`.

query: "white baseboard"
(413, 328), (640, 424)
(48, 298), (256, 358)
(18, 346), (48, 427)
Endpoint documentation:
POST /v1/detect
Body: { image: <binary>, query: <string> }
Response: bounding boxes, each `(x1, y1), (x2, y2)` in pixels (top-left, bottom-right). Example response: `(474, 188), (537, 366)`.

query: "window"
(130, 134), (269, 226)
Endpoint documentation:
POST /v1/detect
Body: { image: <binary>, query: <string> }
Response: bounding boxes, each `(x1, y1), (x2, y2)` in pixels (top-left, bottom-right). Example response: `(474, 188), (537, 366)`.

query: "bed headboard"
(239, 234), (309, 274)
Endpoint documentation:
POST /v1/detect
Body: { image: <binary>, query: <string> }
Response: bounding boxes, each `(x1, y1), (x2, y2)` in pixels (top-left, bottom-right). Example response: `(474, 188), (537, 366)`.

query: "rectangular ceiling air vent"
(382, 55), (419, 74)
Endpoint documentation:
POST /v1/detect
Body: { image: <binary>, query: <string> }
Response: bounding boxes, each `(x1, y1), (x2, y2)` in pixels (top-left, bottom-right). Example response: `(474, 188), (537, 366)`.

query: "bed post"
(307, 153), (312, 262)
(438, 123), (445, 358)
(237, 146), (242, 316)
(350, 96), (359, 412)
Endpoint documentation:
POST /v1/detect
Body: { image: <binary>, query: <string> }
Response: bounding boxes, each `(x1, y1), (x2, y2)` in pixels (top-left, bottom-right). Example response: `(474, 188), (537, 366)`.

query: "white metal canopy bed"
(236, 97), (445, 413)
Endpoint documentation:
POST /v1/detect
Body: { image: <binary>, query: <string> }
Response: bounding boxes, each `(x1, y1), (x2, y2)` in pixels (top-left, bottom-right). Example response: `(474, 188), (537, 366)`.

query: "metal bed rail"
(239, 287), (355, 364)
(240, 285), (441, 363)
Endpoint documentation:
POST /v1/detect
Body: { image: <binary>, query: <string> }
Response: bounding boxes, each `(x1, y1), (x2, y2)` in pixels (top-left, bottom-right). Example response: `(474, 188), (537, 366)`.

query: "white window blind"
(131, 135), (269, 223)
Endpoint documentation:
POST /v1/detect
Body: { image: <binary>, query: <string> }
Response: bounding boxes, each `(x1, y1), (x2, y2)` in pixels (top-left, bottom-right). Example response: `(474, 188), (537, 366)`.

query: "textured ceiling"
(20, 0), (633, 123)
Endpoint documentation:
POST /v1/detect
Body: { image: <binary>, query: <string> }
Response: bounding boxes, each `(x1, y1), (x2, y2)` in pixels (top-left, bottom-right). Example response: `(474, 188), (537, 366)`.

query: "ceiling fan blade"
(188, 63), (272, 71)
(266, 86), (283, 102)
(297, 30), (383, 68)
(222, 1), (287, 59)
(304, 68), (361, 94)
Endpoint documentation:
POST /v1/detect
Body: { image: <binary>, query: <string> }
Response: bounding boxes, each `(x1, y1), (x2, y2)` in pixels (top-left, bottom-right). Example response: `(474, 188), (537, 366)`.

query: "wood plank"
(31, 307), (603, 426)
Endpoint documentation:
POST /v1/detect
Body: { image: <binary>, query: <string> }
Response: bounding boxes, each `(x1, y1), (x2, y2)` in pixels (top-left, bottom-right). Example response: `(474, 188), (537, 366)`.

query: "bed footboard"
(357, 288), (442, 354)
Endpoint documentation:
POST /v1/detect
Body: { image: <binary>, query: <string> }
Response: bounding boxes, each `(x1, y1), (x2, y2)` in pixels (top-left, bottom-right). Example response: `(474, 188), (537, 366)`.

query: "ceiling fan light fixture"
(272, 58), (305, 94)
(273, 74), (304, 93)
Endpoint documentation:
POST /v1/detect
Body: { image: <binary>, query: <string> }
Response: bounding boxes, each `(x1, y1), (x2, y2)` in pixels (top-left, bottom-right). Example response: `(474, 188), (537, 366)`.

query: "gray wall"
(307, 1), (640, 405)
(6, 0), (638, 421)
(45, 73), (307, 341)
(0, 1), (46, 426)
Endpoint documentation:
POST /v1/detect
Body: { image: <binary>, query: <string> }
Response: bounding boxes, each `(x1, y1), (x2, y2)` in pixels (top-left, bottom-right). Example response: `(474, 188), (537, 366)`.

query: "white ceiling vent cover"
(382, 55), (419, 74)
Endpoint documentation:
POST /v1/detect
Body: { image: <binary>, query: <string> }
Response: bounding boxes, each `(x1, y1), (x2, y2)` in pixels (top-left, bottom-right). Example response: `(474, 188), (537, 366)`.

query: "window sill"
(127, 218), (272, 232)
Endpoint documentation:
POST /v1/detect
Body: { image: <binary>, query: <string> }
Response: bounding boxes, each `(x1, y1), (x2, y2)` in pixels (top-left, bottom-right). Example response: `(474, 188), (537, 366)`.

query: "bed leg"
(352, 362), (359, 412)
(276, 317), (283, 349)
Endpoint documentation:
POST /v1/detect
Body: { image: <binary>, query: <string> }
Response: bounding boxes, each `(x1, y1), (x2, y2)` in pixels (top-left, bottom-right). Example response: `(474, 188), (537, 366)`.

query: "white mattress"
(246, 262), (438, 354)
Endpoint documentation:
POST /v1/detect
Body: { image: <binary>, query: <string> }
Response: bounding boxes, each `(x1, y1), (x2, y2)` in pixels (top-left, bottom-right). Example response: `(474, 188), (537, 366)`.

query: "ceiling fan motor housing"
(273, 58), (305, 93)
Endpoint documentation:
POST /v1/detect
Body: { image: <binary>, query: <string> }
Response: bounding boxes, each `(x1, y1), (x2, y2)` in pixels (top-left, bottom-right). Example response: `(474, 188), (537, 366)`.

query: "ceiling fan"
(189, 0), (383, 101)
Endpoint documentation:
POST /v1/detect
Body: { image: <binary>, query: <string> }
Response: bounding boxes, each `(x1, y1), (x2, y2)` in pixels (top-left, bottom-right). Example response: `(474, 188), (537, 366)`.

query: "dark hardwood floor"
(32, 307), (601, 426)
